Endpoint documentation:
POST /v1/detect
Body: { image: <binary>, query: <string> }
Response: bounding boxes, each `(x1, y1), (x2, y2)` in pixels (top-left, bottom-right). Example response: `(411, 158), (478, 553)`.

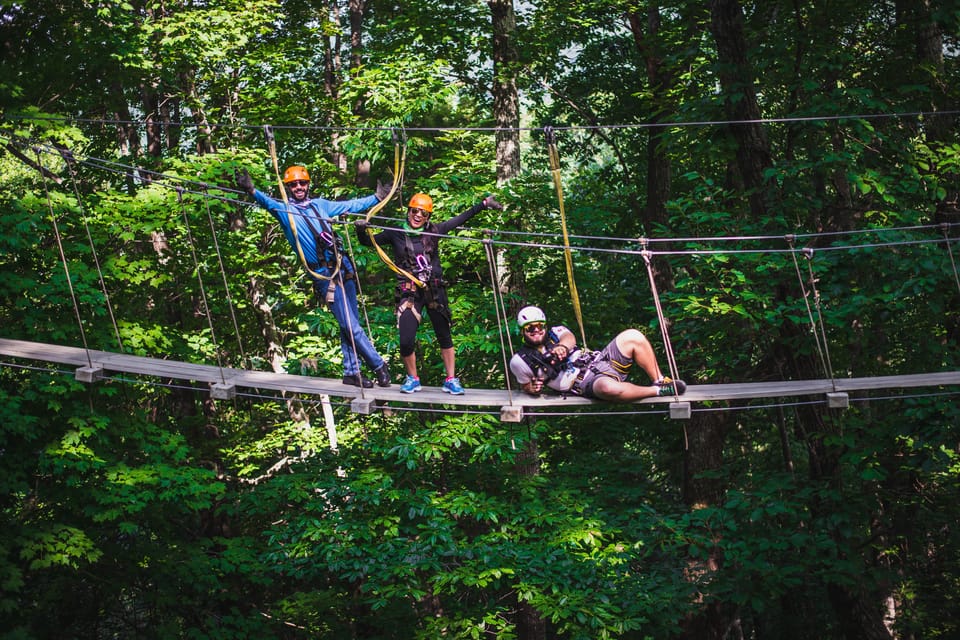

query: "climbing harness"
(545, 126), (587, 350)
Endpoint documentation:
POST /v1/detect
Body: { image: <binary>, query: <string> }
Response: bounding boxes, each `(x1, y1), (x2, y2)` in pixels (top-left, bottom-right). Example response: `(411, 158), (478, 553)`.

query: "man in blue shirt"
(236, 165), (391, 388)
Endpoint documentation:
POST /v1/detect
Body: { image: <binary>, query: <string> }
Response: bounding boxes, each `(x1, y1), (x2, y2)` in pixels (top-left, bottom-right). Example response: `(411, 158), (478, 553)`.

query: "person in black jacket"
(355, 192), (502, 394)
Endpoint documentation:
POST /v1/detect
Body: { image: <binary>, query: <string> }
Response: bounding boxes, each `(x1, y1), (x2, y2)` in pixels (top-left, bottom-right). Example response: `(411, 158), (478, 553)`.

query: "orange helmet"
(408, 193), (433, 213)
(283, 165), (310, 184)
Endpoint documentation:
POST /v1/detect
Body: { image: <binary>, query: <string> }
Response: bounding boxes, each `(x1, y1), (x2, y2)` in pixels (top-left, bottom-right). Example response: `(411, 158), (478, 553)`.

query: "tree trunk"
(708, 0), (774, 221)
(349, 0), (371, 186)
(488, 0), (525, 308)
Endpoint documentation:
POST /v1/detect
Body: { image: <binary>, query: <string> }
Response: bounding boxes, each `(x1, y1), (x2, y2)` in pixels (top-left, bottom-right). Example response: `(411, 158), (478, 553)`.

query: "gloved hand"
(354, 219), (371, 233)
(234, 169), (254, 195)
(482, 195), (503, 210)
(375, 179), (392, 202)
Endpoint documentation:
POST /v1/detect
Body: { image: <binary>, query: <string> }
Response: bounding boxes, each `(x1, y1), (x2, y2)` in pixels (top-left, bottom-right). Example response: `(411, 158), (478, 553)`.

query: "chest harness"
(396, 227), (450, 323)
(517, 330), (608, 393)
(300, 205), (353, 280)
(516, 330), (567, 382)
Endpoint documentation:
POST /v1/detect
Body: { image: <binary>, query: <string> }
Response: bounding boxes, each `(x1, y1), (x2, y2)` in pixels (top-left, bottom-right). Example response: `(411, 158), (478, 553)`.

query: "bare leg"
(614, 329), (664, 383)
(441, 346), (456, 378)
(403, 353), (417, 378)
(590, 329), (667, 401)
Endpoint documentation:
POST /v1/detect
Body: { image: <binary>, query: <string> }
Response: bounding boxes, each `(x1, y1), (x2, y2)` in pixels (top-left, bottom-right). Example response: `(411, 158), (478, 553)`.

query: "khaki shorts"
(572, 339), (633, 398)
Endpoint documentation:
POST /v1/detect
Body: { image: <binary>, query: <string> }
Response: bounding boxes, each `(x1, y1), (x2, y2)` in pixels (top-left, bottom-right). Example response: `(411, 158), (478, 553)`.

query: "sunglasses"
(523, 322), (546, 333)
(408, 207), (430, 218)
(287, 180), (309, 187)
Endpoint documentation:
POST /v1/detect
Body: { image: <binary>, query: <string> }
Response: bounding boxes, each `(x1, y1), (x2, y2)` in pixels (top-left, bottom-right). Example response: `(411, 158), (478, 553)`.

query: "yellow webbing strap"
(545, 126), (587, 350)
(264, 125), (339, 282)
(363, 135), (425, 288)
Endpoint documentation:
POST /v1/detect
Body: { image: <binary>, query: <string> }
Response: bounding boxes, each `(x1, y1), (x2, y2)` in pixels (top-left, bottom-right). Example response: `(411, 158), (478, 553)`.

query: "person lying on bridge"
(235, 165), (391, 389)
(509, 305), (686, 401)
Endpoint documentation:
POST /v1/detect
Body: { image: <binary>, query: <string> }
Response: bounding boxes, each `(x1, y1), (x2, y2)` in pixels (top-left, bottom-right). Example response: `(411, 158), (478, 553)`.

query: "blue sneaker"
(400, 375), (422, 394)
(442, 377), (465, 395)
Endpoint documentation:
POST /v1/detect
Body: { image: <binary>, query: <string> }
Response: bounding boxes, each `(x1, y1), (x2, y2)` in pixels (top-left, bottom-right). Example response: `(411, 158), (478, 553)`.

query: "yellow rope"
(545, 127), (587, 350)
(264, 125), (339, 282)
(363, 137), (425, 288)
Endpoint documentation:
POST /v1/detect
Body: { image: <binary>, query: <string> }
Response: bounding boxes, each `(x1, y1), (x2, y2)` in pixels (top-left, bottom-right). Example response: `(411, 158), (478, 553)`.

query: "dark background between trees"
(1, 1), (958, 638)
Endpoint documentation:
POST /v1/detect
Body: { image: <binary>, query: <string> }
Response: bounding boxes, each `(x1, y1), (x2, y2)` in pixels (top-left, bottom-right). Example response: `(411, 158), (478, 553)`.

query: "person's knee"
(615, 328), (647, 352)
(590, 377), (620, 400)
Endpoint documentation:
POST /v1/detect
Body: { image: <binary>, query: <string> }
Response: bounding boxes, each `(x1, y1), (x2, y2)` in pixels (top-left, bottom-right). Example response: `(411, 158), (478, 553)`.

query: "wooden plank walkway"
(2, 338), (958, 421)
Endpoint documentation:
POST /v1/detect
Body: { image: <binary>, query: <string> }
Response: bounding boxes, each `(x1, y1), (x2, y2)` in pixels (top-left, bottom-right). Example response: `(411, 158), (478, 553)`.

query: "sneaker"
(442, 377), (465, 395)
(400, 375), (422, 394)
(343, 373), (374, 389)
(657, 377), (687, 396)
(373, 363), (391, 387)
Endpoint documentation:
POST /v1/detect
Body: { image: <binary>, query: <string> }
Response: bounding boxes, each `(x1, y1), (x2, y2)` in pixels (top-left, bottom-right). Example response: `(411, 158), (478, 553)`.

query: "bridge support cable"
(61, 148), (125, 354)
(786, 236), (846, 408)
(341, 217), (374, 341)
(941, 222), (960, 296)
(483, 234), (522, 425)
(175, 189), (233, 396)
(200, 187), (247, 366)
(36, 149), (102, 382)
(545, 126), (588, 350)
(640, 246), (689, 421)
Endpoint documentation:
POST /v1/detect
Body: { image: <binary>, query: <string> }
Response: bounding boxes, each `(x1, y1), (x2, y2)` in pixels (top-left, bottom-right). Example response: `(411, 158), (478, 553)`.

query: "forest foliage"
(1, 1), (959, 638)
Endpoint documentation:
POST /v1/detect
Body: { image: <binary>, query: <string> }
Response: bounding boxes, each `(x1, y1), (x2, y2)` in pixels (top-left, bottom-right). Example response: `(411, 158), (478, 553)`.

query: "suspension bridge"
(2, 133), (959, 423)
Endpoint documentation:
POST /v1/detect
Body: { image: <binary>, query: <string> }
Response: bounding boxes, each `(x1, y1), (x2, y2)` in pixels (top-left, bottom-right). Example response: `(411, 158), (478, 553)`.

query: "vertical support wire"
(36, 149), (93, 367)
(202, 189), (246, 365)
(786, 237), (835, 389)
(641, 247), (683, 397)
(176, 188), (228, 385)
(484, 233), (515, 404)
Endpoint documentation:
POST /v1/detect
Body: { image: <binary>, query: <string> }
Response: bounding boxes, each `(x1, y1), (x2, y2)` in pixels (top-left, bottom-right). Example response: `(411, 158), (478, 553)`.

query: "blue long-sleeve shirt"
(253, 189), (379, 278)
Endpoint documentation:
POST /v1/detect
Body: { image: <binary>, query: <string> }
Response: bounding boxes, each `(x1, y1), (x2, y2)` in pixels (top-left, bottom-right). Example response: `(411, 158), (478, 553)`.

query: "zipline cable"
(15, 108), (960, 134)
(941, 222), (960, 296)
(545, 126), (587, 350)
(640, 244), (682, 399)
(9, 131), (960, 260)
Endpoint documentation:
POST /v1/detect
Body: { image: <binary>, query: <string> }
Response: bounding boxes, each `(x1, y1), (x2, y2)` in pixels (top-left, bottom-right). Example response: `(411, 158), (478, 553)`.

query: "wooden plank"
(1, 338), (958, 409)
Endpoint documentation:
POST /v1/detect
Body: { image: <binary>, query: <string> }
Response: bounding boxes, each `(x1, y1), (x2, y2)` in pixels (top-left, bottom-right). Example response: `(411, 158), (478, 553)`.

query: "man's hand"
(549, 343), (569, 361)
(523, 377), (544, 395)
(234, 169), (254, 195)
(375, 179), (392, 202)
(482, 195), (503, 210)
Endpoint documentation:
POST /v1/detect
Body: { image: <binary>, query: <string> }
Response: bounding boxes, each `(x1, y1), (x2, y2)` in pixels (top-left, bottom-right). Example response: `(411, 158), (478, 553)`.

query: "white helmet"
(517, 305), (546, 328)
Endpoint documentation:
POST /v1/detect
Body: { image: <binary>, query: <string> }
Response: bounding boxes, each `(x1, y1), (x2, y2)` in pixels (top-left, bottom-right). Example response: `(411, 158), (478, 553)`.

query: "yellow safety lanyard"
(264, 125), (340, 282)
(545, 126), (587, 350)
(363, 133), (425, 289)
